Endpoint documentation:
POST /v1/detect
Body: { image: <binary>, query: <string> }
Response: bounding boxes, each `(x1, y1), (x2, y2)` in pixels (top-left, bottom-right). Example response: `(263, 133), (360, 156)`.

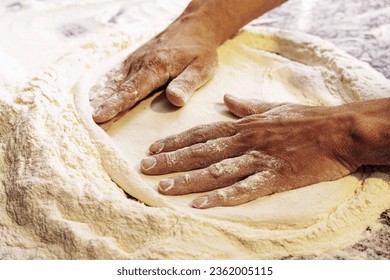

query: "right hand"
(91, 16), (218, 123)
(140, 95), (368, 209)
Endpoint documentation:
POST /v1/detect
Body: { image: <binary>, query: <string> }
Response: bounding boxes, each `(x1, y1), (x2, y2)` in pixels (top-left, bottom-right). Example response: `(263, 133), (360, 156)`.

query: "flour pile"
(0, 0), (389, 259)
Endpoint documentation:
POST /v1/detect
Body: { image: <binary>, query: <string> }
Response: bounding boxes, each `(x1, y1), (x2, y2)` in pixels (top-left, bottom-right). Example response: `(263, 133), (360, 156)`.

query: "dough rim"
(73, 27), (390, 251)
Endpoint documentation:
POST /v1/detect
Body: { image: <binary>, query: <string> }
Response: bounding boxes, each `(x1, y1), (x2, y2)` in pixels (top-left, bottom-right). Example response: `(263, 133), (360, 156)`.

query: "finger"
(192, 170), (283, 209)
(141, 135), (246, 175)
(224, 94), (287, 117)
(166, 56), (217, 107)
(158, 152), (268, 195)
(93, 66), (169, 123)
(92, 88), (137, 123)
(89, 86), (116, 114)
(90, 62), (130, 114)
(149, 121), (237, 154)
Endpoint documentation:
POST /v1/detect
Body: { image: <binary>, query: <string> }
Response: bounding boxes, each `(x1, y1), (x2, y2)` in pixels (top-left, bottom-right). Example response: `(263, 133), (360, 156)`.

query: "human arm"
(140, 95), (390, 209)
(92, 0), (287, 123)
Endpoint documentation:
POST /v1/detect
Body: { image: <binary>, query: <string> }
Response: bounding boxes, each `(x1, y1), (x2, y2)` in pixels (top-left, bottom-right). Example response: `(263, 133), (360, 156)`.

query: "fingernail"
(141, 157), (157, 171)
(224, 94), (239, 103)
(92, 109), (106, 123)
(94, 106), (117, 123)
(158, 179), (174, 193)
(225, 93), (235, 99)
(92, 109), (100, 120)
(175, 88), (189, 103)
(168, 87), (189, 107)
(149, 141), (164, 154)
(192, 197), (209, 209)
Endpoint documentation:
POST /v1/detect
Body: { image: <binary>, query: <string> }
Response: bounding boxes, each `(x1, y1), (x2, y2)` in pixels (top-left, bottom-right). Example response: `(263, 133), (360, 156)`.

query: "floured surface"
(0, 0), (390, 259)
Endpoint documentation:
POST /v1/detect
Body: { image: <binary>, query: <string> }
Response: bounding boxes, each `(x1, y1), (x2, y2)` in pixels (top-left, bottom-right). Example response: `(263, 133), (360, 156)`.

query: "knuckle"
(162, 152), (179, 167)
(188, 143), (205, 156)
(181, 77), (195, 89)
(213, 190), (227, 203)
(118, 81), (134, 93)
(207, 163), (225, 178)
(143, 52), (167, 71)
(127, 53), (143, 72)
(222, 121), (237, 132)
(236, 181), (251, 192)
(213, 121), (238, 137)
(230, 133), (250, 152)
(247, 150), (264, 159)
(185, 124), (216, 142)
(189, 124), (209, 138)
(182, 173), (191, 185)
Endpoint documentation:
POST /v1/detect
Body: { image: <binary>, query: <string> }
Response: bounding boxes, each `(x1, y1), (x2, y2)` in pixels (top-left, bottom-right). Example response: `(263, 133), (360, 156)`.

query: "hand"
(91, 0), (290, 124)
(140, 94), (364, 209)
(91, 15), (218, 123)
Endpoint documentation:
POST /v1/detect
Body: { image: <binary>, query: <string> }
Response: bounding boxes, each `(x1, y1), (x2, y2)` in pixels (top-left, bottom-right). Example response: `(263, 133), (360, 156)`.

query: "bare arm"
(92, 0), (287, 123)
(175, 0), (288, 45)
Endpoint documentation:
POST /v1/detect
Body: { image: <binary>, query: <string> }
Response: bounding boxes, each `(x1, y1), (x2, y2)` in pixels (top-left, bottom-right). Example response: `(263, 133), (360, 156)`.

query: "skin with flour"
(141, 95), (390, 208)
(92, 0), (390, 208)
(91, 0), (288, 121)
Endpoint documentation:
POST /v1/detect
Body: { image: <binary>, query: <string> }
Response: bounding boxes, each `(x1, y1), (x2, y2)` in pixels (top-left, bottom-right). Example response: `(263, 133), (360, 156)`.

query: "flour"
(0, 0), (390, 260)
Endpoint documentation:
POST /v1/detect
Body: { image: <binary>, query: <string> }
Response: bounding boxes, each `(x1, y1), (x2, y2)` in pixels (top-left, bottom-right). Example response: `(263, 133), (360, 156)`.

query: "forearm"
(347, 98), (390, 165)
(173, 0), (287, 45)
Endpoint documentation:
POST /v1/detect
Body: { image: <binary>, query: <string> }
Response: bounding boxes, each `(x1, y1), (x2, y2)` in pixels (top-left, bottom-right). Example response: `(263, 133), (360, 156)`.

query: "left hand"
(91, 11), (218, 124)
(140, 94), (362, 209)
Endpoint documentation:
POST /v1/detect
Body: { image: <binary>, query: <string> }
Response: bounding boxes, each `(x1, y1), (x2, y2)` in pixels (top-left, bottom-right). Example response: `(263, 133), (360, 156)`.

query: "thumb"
(224, 94), (287, 117)
(166, 56), (217, 107)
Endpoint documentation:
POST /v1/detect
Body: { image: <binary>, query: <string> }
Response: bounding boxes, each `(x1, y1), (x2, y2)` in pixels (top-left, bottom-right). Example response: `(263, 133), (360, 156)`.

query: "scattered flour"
(0, 0), (389, 259)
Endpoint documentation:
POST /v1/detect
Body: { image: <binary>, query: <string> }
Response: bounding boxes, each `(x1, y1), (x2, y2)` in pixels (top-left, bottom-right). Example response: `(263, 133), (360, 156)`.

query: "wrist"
(169, 3), (223, 47)
(177, 0), (289, 45)
(345, 99), (390, 166)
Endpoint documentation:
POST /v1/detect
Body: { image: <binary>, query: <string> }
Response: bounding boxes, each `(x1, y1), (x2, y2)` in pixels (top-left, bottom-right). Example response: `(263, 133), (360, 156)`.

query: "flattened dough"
(80, 29), (384, 228)
(82, 30), (390, 229)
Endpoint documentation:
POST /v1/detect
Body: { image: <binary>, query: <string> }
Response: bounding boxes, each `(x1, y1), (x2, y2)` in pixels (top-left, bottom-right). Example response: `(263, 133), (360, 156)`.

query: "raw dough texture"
(99, 31), (390, 229)
(0, 0), (389, 259)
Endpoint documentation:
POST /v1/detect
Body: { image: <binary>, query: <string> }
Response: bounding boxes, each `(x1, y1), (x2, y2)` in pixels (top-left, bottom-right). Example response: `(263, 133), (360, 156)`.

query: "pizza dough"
(73, 27), (390, 258)
(1, 0), (389, 259)
(80, 30), (390, 229)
